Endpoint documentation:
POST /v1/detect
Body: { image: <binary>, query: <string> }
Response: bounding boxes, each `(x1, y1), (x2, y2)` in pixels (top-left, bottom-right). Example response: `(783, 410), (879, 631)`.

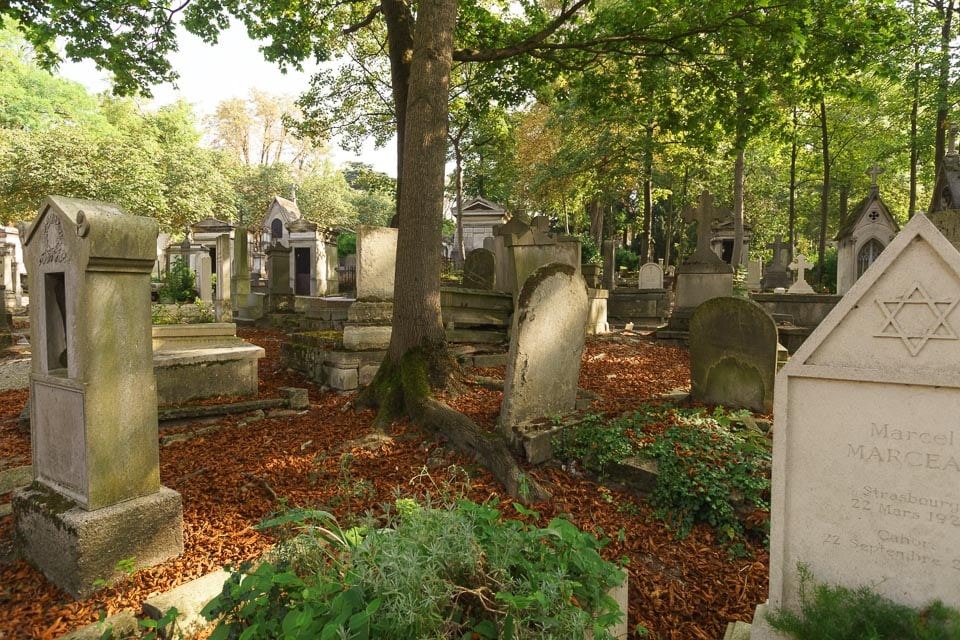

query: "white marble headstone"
(758, 214), (960, 633)
(638, 262), (664, 290)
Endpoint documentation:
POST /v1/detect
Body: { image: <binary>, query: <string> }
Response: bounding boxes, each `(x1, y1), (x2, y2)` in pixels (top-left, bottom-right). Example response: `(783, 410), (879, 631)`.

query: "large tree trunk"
(731, 149), (745, 268)
(641, 123), (654, 263)
(454, 142), (466, 264)
(910, 51), (920, 218)
(934, 0), (954, 177)
(358, 0), (549, 503)
(381, 0), (414, 210)
(817, 99), (830, 288)
(789, 107), (798, 253)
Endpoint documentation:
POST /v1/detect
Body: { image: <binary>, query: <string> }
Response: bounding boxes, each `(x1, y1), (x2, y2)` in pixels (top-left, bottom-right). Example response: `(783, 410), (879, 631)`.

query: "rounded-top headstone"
(689, 296), (778, 413)
(463, 248), (496, 290)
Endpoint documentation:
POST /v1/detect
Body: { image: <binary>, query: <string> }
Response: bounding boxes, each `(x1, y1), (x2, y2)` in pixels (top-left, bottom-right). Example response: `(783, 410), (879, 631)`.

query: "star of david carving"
(875, 282), (960, 356)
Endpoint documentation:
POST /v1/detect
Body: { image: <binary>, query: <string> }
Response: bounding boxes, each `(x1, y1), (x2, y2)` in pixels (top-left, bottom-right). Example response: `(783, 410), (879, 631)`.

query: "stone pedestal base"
(748, 602), (787, 639)
(268, 293), (295, 313)
(667, 264), (733, 332)
(13, 484), (184, 599)
(342, 324), (392, 351)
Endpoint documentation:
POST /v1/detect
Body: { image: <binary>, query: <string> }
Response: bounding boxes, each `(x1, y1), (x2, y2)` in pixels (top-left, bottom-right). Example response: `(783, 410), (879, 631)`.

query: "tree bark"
(358, 0), (549, 503)
(817, 98), (830, 288)
(641, 124), (654, 263)
(910, 49), (919, 218)
(454, 139), (466, 264)
(934, 0), (954, 177)
(789, 106), (798, 254)
(381, 0), (414, 210)
(731, 149), (745, 268)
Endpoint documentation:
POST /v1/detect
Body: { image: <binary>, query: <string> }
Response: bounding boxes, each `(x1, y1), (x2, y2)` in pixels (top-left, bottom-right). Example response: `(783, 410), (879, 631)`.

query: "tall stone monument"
(666, 190), (734, 331)
(13, 196), (183, 598)
(761, 236), (793, 291)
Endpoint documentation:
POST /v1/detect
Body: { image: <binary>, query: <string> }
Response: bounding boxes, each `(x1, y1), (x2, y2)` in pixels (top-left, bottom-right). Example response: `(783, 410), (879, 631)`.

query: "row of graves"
(12, 141), (960, 632)
(671, 146), (960, 636)
(5, 194), (604, 615)
(278, 214), (610, 391)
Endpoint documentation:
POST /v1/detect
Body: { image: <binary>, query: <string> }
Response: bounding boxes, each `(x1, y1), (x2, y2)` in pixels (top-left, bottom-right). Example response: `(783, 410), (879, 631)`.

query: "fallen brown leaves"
(0, 330), (767, 640)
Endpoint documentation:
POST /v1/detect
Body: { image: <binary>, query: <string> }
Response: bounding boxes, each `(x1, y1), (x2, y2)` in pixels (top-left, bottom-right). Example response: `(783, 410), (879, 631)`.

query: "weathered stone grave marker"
(752, 213), (960, 637)
(463, 247), (496, 290)
(343, 225), (398, 350)
(498, 263), (588, 444)
(665, 190), (734, 331)
(761, 236), (792, 291)
(689, 297), (778, 413)
(638, 262), (664, 290)
(13, 196), (183, 598)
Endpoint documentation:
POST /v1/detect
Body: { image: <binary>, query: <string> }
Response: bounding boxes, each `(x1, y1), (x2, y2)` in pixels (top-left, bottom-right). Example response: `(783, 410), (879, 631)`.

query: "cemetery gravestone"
(689, 297), (778, 413)
(343, 225), (398, 350)
(216, 233), (232, 321)
(197, 251), (212, 304)
(666, 191), (734, 331)
(752, 213), (960, 638)
(13, 196), (183, 598)
(761, 237), (792, 291)
(638, 262), (664, 290)
(266, 242), (293, 312)
(787, 253), (815, 294)
(232, 225), (251, 315)
(463, 248), (496, 290)
(498, 263), (588, 443)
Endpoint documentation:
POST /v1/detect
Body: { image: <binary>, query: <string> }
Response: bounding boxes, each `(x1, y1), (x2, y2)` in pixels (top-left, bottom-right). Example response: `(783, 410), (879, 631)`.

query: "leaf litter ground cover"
(0, 329), (769, 639)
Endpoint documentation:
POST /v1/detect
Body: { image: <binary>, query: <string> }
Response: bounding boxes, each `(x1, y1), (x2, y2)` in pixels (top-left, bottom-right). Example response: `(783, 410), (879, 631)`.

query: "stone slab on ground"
(723, 620), (753, 640)
(0, 464), (31, 494)
(59, 610), (139, 640)
(142, 569), (231, 639)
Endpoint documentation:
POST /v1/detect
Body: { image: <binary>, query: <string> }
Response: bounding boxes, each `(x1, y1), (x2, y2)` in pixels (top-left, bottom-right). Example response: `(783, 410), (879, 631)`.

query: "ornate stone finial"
(866, 162), (884, 188)
(180, 227), (191, 250)
(681, 190), (729, 262)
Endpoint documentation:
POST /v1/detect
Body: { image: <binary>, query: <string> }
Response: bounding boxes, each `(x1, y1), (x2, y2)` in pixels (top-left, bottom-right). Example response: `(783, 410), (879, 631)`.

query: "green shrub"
(203, 499), (626, 640)
(577, 233), (601, 265)
(615, 247), (639, 271)
(767, 565), (960, 640)
(158, 257), (198, 303)
(338, 232), (357, 257)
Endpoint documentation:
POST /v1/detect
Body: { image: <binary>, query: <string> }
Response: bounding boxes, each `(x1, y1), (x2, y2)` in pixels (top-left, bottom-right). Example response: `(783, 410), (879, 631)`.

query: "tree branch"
(343, 5), (381, 35)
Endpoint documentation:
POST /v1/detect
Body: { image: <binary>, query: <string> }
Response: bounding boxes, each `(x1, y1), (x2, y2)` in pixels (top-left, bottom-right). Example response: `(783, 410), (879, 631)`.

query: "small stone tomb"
(752, 213), (960, 637)
(498, 263), (588, 443)
(689, 297), (777, 413)
(463, 248), (496, 290)
(761, 237), (792, 291)
(638, 262), (664, 290)
(13, 196), (183, 598)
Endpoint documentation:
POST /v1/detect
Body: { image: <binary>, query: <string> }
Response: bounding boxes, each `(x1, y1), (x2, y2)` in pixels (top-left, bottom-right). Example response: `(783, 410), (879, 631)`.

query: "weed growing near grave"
(553, 405), (771, 546)
(766, 564), (960, 639)
(202, 498), (627, 639)
(158, 257), (198, 303)
(649, 408), (770, 544)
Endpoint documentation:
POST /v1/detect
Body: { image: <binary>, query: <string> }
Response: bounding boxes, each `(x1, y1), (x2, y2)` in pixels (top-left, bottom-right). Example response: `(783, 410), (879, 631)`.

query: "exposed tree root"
(355, 344), (550, 504)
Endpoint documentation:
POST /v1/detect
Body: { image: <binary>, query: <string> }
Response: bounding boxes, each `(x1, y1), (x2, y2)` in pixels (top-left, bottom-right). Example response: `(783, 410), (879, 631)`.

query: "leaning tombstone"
(689, 297), (777, 413)
(13, 196), (183, 599)
(751, 213), (960, 637)
(498, 263), (588, 445)
(463, 247), (496, 290)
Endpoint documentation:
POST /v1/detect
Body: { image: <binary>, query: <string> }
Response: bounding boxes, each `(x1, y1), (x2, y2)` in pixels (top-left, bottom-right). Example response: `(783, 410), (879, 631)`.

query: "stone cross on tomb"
(767, 236), (788, 270)
(682, 190), (729, 262)
(866, 162), (884, 187)
(788, 253), (816, 294)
